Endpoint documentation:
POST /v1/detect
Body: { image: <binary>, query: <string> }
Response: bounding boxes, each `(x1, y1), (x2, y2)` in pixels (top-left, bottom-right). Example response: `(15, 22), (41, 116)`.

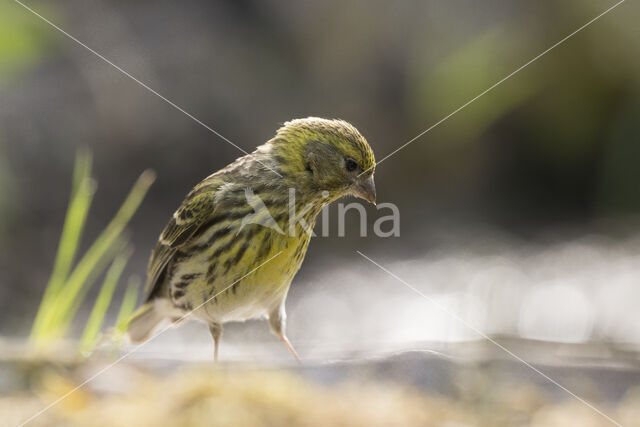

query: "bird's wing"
(144, 181), (222, 301)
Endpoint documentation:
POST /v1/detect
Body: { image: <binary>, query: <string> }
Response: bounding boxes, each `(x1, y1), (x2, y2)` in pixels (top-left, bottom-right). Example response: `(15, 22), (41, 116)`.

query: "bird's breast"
(167, 221), (313, 323)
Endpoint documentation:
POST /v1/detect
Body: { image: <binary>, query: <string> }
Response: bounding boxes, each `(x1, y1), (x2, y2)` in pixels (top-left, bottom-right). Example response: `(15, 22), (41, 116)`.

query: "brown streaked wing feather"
(143, 179), (223, 301)
(144, 242), (172, 300)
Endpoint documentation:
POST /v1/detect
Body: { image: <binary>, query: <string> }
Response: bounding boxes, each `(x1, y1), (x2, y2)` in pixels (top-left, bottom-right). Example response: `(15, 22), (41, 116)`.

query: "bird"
(127, 117), (376, 361)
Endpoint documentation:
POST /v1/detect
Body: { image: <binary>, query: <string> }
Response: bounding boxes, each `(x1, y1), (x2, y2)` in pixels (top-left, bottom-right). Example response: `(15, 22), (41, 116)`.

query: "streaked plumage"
(128, 117), (376, 360)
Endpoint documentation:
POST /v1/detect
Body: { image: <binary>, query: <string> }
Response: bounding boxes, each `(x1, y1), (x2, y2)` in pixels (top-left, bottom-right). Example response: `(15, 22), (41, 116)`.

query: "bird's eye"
(345, 158), (358, 172)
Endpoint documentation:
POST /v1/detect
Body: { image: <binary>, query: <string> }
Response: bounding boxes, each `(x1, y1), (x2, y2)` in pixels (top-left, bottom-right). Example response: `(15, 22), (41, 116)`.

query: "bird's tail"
(127, 302), (163, 343)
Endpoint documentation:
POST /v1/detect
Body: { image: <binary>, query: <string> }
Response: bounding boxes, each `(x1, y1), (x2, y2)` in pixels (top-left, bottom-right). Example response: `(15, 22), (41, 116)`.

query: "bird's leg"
(208, 323), (222, 362)
(279, 333), (300, 363)
(268, 305), (300, 363)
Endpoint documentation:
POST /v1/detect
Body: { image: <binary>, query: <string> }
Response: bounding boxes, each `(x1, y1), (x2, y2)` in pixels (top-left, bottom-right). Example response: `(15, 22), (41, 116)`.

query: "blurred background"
(1, 0), (640, 425)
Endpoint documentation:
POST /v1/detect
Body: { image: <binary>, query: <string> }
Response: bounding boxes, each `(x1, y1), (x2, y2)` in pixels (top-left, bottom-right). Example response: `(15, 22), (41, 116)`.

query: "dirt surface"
(2, 344), (639, 427)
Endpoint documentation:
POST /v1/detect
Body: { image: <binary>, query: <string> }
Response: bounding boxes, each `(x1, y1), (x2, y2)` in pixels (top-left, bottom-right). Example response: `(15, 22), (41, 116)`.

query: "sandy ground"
(2, 340), (640, 427)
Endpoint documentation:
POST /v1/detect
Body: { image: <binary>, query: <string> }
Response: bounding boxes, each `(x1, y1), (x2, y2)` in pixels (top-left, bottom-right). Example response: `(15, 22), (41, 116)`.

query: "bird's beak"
(352, 175), (376, 205)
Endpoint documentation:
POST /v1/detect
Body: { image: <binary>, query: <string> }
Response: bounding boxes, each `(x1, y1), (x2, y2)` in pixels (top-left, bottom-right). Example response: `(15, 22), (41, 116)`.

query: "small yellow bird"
(128, 118), (376, 361)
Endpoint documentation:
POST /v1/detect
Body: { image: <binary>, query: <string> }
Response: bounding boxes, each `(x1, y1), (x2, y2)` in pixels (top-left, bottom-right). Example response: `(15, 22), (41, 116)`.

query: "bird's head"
(267, 117), (376, 205)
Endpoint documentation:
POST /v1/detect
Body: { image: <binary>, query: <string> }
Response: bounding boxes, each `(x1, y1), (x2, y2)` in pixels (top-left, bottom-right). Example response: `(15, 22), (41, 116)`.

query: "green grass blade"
(30, 149), (94, 339)
(54, 149), (93, 292)
(58, 239), (124, 336)
(79, 249), (132, 355)
(71, 148), (92, 195)
(113, 276), (140, 345)
(44, 170), (155, 338)
(36, 238), (122, 342)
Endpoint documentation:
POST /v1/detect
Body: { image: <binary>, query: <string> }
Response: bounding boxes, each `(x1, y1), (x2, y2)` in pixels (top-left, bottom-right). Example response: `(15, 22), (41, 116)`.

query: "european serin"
(128, 117), (376, 361)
